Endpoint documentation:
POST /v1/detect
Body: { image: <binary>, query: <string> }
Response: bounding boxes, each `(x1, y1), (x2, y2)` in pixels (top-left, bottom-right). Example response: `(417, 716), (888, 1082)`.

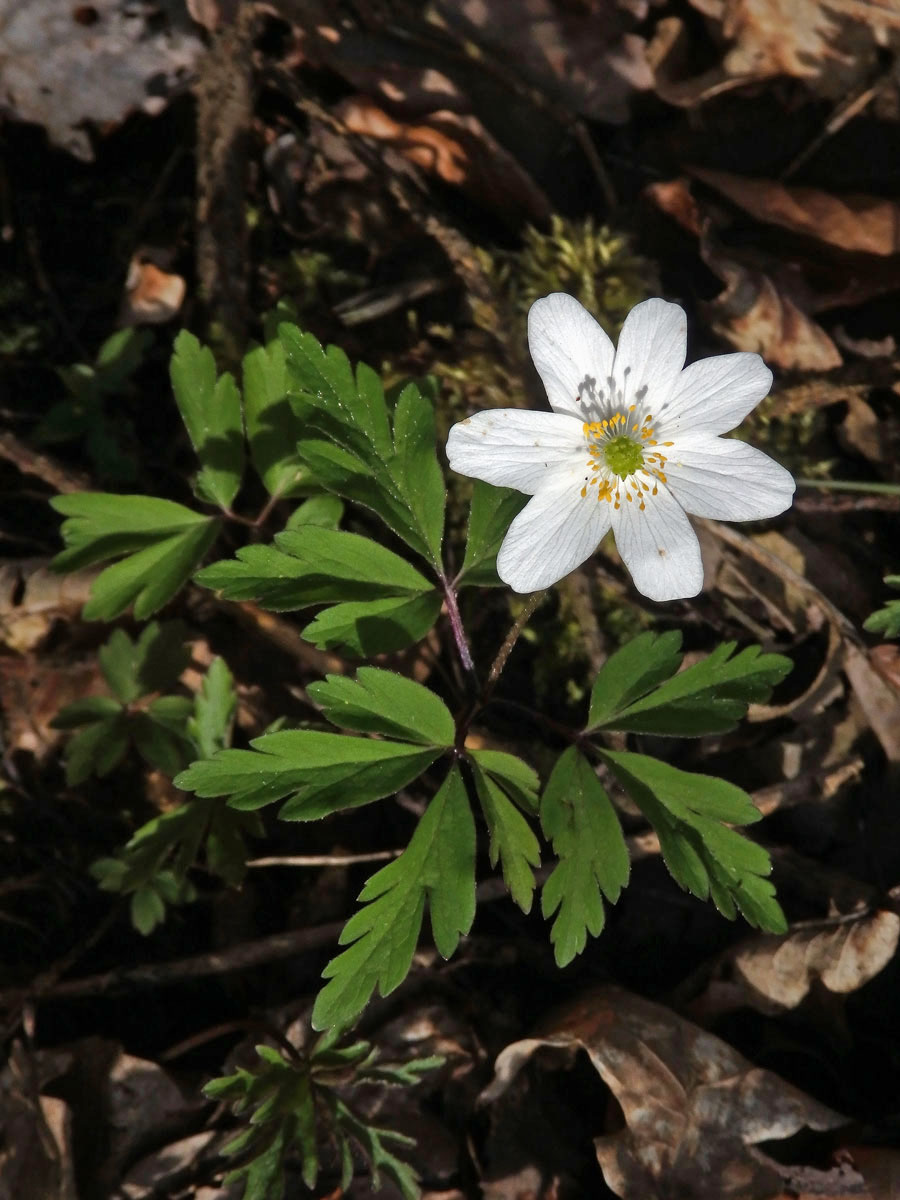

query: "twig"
(248, 850), (401, 868)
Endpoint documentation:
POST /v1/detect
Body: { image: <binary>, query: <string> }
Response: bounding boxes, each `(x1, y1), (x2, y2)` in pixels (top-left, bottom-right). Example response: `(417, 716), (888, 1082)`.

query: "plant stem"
(797, 478), (900, 495)
(441, 574), (475, 675)
(482, 590), (546, 707)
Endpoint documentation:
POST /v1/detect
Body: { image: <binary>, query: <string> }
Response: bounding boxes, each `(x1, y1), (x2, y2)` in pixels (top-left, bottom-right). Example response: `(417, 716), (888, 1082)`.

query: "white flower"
(447, 293), (795, 602)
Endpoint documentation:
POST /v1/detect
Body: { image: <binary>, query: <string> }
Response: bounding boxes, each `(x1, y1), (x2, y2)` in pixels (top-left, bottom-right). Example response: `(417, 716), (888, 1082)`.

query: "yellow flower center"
(580, 407), (673, 511)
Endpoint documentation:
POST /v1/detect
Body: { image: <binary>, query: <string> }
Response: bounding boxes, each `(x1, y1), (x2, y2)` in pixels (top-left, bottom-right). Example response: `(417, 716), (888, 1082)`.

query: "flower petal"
(655, 352), (773, 438)
(497, 473), (612, 592)
(447, 409), (585, 494)
(527, 293), (616, 419)
(662, 434), (795, 520)
(611, 484), (703, 602)
(613, 298), (686, 411)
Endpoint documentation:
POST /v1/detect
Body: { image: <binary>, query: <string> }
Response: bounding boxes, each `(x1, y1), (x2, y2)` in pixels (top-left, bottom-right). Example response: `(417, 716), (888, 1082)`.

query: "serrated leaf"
(131, 714), (192, 774)
(196, 526), (431, 611)
(540, 748), (630, 967)
(602, 749), (784, 932)
(81, 520), (220, 620)
(175, 730), (441, 820)
(281, 325), (391, 460)
(243, 339), (310, 498)
(390, 381), (445, 566)
(98, 622), (190, 702)
(601, 750), (763, 827)
(308, 667), (455, 746)
(170, 330), (245, 509)
(281, 325), (445, 567)
(594, 640), (792, 737)
(587, 630), (683, 729)
(51, 493), (210, 572)
(468, 749), (540, 814)
(864, 577), (900, 639)
(65, 713), (130, 784)
(458, 481), (528, 586)
(312, 766), (475, 1030)
(188, 657), (236, 758)
(471, 761), (540, 912)
(51, 695), (122, 729)
(302, 592), (442, 656)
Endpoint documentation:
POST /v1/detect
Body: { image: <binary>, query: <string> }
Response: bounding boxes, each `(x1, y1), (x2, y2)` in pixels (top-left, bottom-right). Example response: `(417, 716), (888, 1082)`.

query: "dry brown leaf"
(0, 658), (106, 759)
(337, 98), (550, 224)
(690, 169), (900, 257)
(121, 255), (186, 326)
(436, 0), (654, 124)
(481, 985), (848, 1200)
(701, 249), (843, 371)
(0, 560), (98, 653)
(689, 0), (900, 96)
(647, 177), (842, 369)
(734, 911), (900, 1011)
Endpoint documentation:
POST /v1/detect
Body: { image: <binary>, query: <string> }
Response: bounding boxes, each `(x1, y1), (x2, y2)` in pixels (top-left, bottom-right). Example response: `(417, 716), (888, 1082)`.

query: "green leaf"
(864, 576), (900, 639)
(587, 630), (683, 729)
(601, 749), (785, 932)
(131, 884), (166, 935)
(468, 749), (540, 814)
(81, 519), (220, 620)
(331, 1098), (421, 1200)
(281, 325), (445, 566)
(308, 667), (455, 746)
(284, 494), (344, 530)
(471, 761), (540, 912)
(458, 481), (528, 586)
(312, 766), (475, 1030)
(187, 657), (237, 758)
(601, 749), (763, 826)
(98, 622), (190, 703)
(51, 695), (122, 729)
(175, 730), (441, 820)
(540, 748), (630, 967)
(170, 330), (245, 509)
(591, 637), (792, 737)
(390, 381), (445, 566)
(243, 339), (310, 498)
(51, 493), (211, 571)
(302, 592), (442, 656)
(64, 713), (130, 784)
(131, 714), (192, 774)
(196, 526), (432, 611)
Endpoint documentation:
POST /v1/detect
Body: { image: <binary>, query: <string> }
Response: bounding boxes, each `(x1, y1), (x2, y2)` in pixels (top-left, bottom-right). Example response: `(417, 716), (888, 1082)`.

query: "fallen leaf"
(689, 0), (900, 97)
(121, 254), (186, 326)
(647, 177), (842, 369)
(690, 169), (900, 257)
(0, 0), (204, 160)
(701, 248), (843, 371)
(734, 910), (900, 1011)
(435, 0), (654, 124)
(481, 985), (848, 1200)
(337, 98), (550, 225)
(0, 560), (99, 653)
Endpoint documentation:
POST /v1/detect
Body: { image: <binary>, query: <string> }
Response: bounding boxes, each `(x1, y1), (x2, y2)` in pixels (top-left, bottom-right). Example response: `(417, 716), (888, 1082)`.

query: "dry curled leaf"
(734, 910), (900, 1011)
(481, 985), (848, 1200)
(690, 168), (900, 257)
(337, 98), (550, 224)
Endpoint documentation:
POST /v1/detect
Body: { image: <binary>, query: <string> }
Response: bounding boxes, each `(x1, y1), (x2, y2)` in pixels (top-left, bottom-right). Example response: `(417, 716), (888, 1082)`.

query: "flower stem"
(441, 574), (475, 675)
(481, 590), (546, 707)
